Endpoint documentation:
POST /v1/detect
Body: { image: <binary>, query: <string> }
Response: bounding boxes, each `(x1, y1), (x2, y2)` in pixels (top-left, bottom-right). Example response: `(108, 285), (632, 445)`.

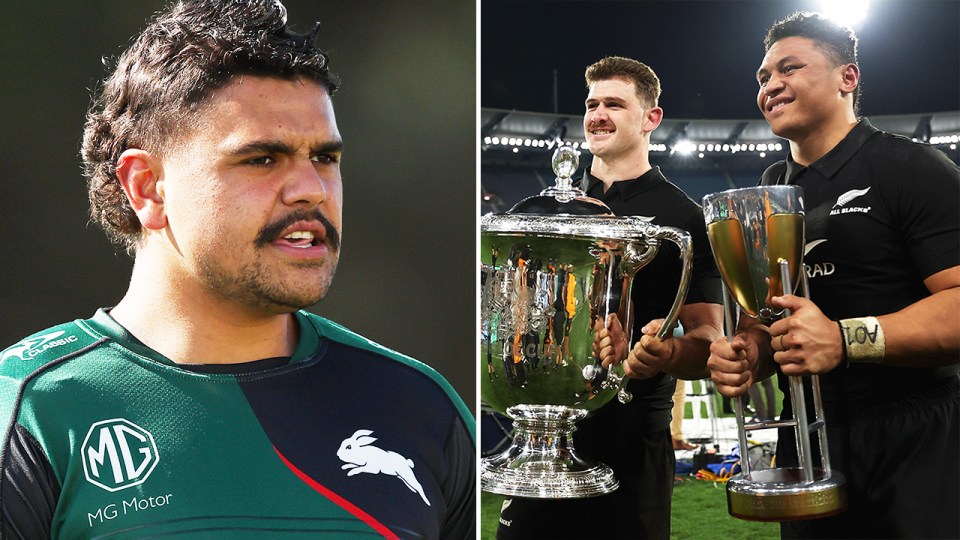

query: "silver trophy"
(480, 147), (692, 498)
(702, 185), (847, 521)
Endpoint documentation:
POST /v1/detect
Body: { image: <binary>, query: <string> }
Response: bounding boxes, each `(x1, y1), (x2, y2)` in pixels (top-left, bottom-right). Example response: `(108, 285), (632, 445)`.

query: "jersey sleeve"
(0, 320), (106, 538)
(683, 208), (723, 306)
(891, 144), (960, 280)
(1, 424), (60, 539)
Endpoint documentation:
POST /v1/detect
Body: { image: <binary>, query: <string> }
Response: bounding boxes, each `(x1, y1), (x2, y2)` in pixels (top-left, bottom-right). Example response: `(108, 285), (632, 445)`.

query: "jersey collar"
(88, 308), (320, 369)
(784, 118), (879, 183)
(580, 165), (666, 202)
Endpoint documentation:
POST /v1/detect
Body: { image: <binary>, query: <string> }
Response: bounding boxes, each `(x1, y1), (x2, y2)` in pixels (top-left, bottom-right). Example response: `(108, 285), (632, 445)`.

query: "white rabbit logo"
(337, 429), (430, 506)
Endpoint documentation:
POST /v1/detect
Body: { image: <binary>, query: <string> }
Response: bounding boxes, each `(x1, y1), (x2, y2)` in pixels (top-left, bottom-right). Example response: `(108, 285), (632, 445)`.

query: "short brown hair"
(585, 56), (661, 108)
(82, 0), (339, 254)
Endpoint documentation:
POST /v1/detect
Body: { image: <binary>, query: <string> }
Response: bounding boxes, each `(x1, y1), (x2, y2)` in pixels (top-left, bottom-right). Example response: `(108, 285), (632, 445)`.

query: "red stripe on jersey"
(274, 446), (400, 540)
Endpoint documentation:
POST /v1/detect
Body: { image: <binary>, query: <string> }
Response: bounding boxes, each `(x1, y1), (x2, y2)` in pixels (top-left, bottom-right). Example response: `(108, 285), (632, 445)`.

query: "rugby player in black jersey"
(708, 12), (959, 539)
(496, 56), (724, 540)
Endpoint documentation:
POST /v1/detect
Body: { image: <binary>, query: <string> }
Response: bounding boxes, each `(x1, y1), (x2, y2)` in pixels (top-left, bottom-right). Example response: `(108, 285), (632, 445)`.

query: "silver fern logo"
(831, 187), (872, 215)
(833, 187), (871, 207)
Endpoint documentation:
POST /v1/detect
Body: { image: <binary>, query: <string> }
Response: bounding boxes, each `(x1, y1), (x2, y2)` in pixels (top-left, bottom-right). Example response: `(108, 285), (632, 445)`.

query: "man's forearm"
(665, 322), (723, 380)
(872, 286), (959, 367)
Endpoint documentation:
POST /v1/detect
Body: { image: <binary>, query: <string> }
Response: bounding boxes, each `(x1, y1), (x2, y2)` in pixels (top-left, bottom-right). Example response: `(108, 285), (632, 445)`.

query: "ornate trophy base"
(727, 468), (847, 521)
(480, 405), (619, 498)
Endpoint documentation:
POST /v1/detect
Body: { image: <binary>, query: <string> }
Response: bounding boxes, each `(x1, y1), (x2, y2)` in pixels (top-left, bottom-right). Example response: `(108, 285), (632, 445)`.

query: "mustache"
(255, 209), (341, 252)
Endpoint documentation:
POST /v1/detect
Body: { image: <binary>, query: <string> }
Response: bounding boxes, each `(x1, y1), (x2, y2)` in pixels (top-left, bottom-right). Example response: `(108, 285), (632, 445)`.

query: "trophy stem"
(479, 405), (619, 498)
(780, 260), (815, 482)
(722, 282), (752, 476)
(802, 270), (834, 479)
(788, 375), (815, 482)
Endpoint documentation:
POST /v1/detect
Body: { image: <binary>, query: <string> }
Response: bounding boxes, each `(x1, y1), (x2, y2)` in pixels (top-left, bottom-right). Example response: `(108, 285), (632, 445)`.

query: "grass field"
(479, 379), (785, 539)
(481, 481), (780, 540)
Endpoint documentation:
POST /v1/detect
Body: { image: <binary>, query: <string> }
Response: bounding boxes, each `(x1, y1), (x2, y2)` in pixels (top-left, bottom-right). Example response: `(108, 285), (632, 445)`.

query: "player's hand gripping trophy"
(702, 186), (847, 521)
(479, 147), (692, 498)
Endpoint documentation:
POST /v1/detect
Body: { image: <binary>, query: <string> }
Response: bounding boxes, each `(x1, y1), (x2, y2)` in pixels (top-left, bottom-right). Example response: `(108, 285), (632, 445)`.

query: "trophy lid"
(483, 146), (659, 241)
(506, 146), (612, 216)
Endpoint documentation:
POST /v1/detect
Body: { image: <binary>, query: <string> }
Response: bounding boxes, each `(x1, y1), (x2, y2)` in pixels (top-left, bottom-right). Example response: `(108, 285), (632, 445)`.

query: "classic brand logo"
(82, 419), (159, 492)
(2, 331), (78, 361)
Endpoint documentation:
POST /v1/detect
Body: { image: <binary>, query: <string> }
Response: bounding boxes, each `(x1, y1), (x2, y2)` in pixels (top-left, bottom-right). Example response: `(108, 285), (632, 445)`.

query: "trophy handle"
(653, 226), (693, 340)
(608, 225), (693, 404)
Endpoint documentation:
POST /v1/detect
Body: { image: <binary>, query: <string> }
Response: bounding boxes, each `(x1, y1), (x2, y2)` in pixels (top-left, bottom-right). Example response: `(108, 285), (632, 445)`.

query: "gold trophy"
(702, 186), (847, 521)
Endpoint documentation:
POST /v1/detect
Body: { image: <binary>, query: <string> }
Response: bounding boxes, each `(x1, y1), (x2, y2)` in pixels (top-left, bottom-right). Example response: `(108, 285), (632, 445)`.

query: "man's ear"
(116, 149), (166, 231)
(644, 107), (664, 133)
(839, 63), (860, 96)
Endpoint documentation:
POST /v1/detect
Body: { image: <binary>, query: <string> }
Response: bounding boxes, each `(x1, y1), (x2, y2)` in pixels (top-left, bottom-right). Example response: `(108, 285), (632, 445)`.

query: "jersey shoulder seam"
(302, 313), (475, 439)
(0, 336), (110, 511)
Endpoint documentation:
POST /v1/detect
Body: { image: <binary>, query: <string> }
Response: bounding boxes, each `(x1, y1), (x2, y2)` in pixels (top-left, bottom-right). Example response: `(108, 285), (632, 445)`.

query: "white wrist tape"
(838, 317), (885, 364)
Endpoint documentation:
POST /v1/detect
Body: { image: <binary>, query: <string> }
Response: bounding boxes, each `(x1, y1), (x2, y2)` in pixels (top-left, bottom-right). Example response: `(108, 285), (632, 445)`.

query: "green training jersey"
(0, 309), (475, 539)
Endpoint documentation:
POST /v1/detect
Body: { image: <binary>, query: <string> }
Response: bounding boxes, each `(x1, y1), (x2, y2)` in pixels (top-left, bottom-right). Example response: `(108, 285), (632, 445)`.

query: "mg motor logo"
(82, 419), (159, 492)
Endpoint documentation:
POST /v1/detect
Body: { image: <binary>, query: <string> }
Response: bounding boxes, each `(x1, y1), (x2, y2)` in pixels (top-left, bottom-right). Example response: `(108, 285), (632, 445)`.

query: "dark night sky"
(482, 0), (960, 119)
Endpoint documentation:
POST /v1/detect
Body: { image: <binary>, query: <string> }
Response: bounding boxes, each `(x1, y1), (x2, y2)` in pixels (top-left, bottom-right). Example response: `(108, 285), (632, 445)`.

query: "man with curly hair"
(708, 12), (959, 539)
(0, 2), (474, 538)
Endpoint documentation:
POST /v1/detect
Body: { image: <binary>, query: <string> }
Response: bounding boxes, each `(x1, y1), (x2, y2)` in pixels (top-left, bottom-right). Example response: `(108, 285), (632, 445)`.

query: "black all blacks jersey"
(579, 166), (723, 435)
(761, 119), (960, 405)
(0, 310), (475, 539)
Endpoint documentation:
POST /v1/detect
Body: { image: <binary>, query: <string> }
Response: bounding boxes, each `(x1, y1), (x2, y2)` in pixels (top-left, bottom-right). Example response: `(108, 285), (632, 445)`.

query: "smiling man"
(0, 2), (474, 539)
(496, 56), (722, 540)
(708, 11), (959, 539)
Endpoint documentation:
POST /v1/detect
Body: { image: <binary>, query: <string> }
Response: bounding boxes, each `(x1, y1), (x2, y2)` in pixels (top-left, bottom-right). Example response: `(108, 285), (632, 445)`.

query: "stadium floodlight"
(674, 140), (696, 155)
(819, 0), (869, 27)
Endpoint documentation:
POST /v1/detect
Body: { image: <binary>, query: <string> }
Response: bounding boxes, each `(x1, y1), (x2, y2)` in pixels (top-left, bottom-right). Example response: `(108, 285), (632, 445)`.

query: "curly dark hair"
(764, 11), (860, 113)
(82, 0), (340, 254)
(585, 56), (661, 109)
